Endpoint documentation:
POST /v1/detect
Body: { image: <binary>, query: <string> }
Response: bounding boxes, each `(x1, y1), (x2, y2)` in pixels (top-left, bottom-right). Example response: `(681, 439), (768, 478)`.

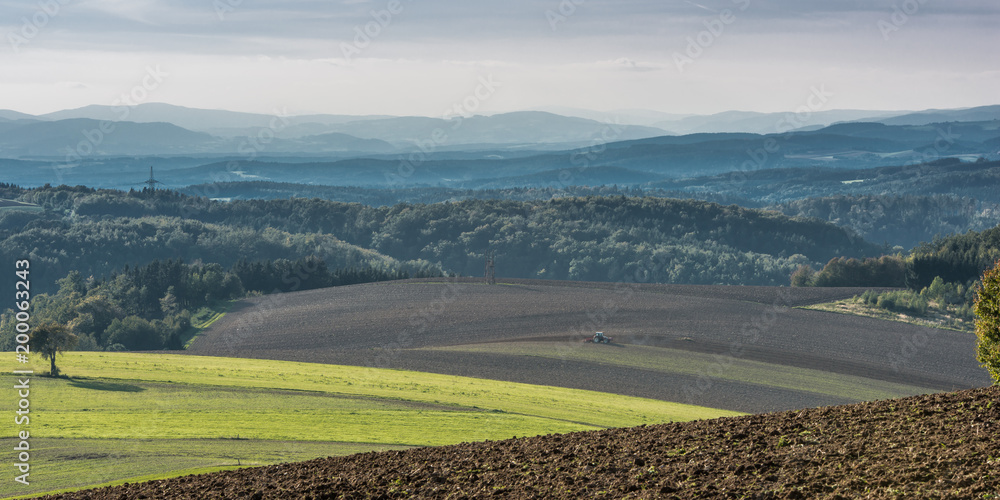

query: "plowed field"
(186, 278), (991, 412)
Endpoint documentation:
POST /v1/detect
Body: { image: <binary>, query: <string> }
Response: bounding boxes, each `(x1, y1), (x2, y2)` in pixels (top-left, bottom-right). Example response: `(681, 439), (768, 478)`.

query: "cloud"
(683, 0), (718, 14)
(611, 58), (662, 72)
(57, 81), (90, 89)
(1, 0), (998, 115)
(77, 0), (166, 25)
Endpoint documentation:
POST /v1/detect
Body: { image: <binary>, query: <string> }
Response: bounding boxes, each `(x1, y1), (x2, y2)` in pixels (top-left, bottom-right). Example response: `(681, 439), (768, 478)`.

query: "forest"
(2, 181), (997, 352)
(791, 224), (1000, 324)
(0, 256), (423, 352)
(768, 194), (999, 251)
(2, 184), (881, 292)
(793, 225), (1000, 290)
(180, 160), (1000, 252)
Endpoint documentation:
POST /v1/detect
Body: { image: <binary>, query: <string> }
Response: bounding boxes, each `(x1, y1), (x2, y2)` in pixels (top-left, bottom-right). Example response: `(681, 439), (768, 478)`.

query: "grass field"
(181, 304), (232, 348)
(424, 342), (939, 402)
(0, 199), (42, 212)
(1, 352), (740, 498)
(802, 299), (975, 333)
(1, 438), (391, 500)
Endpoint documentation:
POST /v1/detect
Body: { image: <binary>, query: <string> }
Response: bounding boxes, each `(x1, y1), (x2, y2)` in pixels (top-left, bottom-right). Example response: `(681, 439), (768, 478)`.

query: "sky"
(1, 0), (998, 118)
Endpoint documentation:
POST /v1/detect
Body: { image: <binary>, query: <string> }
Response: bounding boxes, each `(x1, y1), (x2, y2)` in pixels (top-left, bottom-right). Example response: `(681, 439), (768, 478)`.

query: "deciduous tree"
(31, 321), (78, 377)
(975, 259), (1000, 384)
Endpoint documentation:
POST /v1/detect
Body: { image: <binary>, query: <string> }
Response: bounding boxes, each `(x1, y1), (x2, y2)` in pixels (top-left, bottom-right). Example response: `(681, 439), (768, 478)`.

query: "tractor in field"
(584, 331), (613, 344)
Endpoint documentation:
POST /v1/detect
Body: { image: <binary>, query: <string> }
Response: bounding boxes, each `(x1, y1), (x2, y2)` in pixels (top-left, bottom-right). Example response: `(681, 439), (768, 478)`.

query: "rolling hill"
(875, 104), (1000, 126)
(2, 351), (735, 498)
(0, 119), (221, 157)
(186, 278), (991, 414)
(31, 385), (999, 499)
(650, 159), (1000, 205)
(16, 105), (670, 153)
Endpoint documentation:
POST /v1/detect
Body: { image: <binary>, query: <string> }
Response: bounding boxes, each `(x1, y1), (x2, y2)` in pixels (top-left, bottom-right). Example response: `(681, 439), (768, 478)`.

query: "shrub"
(974, 259), (1000, 384)
(790, 265), (816, 287)
(876, 290), (928, 316)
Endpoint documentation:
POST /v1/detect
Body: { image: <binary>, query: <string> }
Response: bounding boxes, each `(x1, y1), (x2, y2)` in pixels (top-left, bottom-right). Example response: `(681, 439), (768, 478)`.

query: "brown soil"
(185, 278), (990, 413)
(34, 385), (1000, 499)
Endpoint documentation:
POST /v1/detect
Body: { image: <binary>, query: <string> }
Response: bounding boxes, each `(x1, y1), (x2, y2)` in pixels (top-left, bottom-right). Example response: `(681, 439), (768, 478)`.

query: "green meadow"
(1, 352), (740, 498)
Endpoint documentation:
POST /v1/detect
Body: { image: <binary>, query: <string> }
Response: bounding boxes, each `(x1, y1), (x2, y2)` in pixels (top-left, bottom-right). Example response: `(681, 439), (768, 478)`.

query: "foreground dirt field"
(186, 278), (990, 412)
(36, 385), (1000, 499)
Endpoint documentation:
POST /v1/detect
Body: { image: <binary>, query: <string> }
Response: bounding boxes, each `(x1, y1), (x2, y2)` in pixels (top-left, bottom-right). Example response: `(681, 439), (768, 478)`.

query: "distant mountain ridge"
(0, 104), (673, 156)
(0, 118), (219, 157)
(527, 105), (1000, 135)
(874, 105), (1000, 126)
(2, 102), (997, 155)
(4, 118), (995, 190)
(0, 104), (996, 185)
(38, 102), (390, 133)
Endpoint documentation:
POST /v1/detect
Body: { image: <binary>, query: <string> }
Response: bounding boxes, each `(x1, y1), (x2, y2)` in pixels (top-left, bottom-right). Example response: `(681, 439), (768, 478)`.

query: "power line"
(484, 250), (496, 285)
(144, 166), (161, 192)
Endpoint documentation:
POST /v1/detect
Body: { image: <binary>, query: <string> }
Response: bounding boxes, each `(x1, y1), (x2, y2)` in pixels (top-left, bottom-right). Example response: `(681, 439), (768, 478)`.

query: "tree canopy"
(975, 259), (1000, 384)
(30, 321), (77, 376)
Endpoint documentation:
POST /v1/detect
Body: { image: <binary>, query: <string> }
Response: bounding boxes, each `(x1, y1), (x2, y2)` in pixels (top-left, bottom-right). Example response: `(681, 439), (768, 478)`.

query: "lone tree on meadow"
(975, 258), (1000, 384)
(31, 321), (78, 377)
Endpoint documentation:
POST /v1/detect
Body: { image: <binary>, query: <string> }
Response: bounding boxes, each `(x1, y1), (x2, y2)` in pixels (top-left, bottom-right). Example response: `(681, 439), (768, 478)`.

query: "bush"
(876, 291), (928, 316)
(974, 259), (1000, 384)
(105, 316), (164, 351)
(790, 265), (815, 287)
(860, 289), (879, 306)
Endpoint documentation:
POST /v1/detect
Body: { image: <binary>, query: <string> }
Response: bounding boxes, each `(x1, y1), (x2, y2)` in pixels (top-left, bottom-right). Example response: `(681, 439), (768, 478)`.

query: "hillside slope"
(34, 385), (1000, 499)
(187, 278), (990, 413)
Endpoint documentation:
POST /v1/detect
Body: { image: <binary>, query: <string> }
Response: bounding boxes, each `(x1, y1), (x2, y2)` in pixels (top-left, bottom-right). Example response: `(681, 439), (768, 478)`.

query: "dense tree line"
(0, 257), (423, 352)
(178, 181), (759, 208)
(0, 200), (428, 294)
(3, 185), (882, 291)
(908, 225), (1000, 290)
(791, 255), (909, 288)
(189, 195), (877, 285)
(793, 224), (1000, 291)
(770, 194), (1000, 251)
(792, 223), (1000, 325)
(231, 257), (416, 294)
(654, 159), (1000, 207)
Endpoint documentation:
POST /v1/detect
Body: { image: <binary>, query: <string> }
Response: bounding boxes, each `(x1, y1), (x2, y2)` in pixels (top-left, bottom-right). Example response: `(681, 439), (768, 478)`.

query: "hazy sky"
(2, 0), (998, 117)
